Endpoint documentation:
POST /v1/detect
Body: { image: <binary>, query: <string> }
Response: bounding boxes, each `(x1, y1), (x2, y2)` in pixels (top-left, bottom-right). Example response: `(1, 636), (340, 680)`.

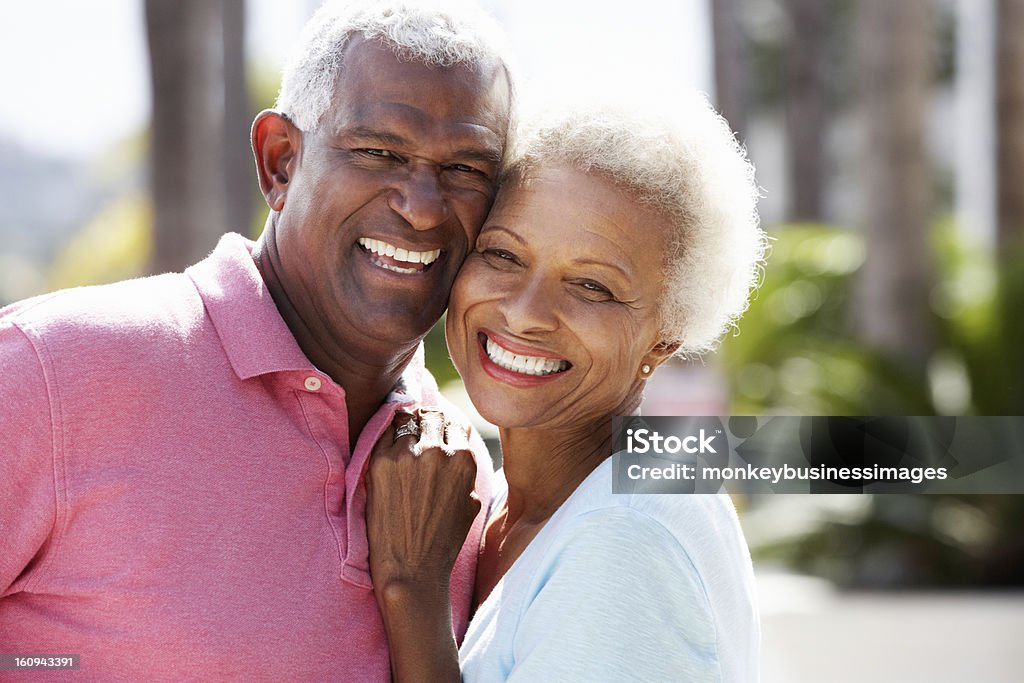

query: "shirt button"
(304, 376), (322, 392)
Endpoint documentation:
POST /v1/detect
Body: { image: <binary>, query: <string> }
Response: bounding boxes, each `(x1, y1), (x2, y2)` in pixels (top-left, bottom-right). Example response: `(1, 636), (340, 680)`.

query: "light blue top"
(459, 457), (760, 682)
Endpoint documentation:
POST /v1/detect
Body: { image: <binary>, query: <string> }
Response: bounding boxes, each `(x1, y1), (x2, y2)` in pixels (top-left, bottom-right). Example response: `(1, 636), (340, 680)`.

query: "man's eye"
(359, 149), (396, 159)
(448, 163), (480, 174)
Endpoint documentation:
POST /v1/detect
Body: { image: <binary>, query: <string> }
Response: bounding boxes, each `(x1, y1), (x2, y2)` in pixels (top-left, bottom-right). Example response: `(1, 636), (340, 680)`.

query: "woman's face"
(446, 163), (674, 430)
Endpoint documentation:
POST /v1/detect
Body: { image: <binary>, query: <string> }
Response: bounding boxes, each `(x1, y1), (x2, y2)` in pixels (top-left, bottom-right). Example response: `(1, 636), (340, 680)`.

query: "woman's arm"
(366, 410), (480, 683)
(375, 581), (462, 683)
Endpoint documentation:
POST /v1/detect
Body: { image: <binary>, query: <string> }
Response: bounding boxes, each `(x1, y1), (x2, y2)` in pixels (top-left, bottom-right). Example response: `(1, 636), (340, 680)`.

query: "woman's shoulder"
(558, 458), (749, 556)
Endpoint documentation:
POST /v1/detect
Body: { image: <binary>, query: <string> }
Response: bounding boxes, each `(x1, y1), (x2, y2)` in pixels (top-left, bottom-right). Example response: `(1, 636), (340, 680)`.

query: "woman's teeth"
(485, 337), (569, 376)
(358, 237), (441, 269)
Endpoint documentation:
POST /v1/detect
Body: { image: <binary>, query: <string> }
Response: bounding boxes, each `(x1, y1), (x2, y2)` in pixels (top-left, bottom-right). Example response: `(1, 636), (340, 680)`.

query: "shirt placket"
(290, 370), (353, 563)
(339, 397), (415, 587)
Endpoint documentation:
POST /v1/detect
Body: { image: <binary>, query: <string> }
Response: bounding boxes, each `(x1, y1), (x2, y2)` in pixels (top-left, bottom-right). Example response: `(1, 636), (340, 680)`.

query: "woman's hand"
(365, 409), (479, 683)
(367, 408), (481, 594)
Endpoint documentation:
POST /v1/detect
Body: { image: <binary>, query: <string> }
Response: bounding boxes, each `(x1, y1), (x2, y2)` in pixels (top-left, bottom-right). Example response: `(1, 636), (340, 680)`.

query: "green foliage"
(423, 313), (461, 389)
(748, 494), (1024, 588)
(722, 221), (1024, 416)
(732, 221), (1024, 588)
(721, 224), (932, 414)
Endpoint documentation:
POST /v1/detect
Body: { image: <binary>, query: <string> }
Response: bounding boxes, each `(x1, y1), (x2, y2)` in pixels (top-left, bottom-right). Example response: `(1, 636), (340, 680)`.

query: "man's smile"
(357, 237), (443, 274)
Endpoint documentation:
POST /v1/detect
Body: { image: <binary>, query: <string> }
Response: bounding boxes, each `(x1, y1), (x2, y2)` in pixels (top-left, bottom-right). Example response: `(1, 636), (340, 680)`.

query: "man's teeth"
(485, 337), (568, 376)
(358, 237), (441, 265)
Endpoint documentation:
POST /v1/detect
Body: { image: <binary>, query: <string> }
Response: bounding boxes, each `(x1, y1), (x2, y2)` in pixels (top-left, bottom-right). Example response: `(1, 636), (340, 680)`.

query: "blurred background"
(2, 0), (1022, 680)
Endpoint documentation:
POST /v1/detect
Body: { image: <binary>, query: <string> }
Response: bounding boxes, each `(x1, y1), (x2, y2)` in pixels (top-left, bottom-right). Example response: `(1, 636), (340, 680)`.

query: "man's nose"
(388, 165), (450, 231)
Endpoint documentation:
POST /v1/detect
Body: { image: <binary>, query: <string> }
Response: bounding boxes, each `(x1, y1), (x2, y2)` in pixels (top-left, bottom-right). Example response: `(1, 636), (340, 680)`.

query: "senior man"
(0, 2), (511, 679)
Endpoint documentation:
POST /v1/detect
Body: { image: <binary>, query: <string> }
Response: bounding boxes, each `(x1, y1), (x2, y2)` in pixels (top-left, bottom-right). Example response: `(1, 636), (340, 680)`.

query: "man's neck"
(252, 226), (422, 445)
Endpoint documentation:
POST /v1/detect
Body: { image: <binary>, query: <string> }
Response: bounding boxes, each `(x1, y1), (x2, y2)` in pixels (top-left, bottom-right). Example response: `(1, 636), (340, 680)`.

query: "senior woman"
(365, 93), (766, 682)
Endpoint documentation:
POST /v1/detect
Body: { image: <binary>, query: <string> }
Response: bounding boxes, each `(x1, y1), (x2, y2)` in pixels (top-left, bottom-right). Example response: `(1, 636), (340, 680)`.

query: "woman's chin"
(471, 398), (539, 431)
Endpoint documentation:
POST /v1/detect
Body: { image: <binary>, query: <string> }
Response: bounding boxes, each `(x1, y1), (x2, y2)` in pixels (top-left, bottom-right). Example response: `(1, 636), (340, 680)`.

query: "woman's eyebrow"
(572, 257), (631, 280)
(481, 225), (527, 244)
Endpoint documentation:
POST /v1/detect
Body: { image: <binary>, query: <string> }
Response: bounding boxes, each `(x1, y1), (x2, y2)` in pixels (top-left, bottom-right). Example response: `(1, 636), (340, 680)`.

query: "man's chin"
(356, 306), (445, 347)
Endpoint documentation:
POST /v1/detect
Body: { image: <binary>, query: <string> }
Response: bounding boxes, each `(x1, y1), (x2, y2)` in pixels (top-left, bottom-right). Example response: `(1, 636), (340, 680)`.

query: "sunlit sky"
(0, 0), (711, 161)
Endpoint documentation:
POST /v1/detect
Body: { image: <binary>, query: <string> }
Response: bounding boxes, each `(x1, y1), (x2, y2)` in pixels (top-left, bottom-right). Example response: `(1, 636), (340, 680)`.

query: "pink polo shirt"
(0, 233), (492, 681)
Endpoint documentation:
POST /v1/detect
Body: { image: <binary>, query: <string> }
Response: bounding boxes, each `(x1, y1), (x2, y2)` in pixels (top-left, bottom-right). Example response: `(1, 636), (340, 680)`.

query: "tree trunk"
(995, 0), (1024, 411)
(855, 0), (934, 371)
(784, 0), (827, 222)
(711, 0), (749, 144)
(223, 0), (252, 238)
(146, 0), (246, 274)
(996, 0), (1024, 255)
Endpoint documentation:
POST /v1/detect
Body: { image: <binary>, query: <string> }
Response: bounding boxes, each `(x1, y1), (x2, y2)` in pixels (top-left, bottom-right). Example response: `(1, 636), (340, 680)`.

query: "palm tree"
(995, 0), (1024, 411)
(784, 0), (827, 222)
(711, 0), (750, 145)
(854, 0), (935, 373)
(145, 0), (248, 275)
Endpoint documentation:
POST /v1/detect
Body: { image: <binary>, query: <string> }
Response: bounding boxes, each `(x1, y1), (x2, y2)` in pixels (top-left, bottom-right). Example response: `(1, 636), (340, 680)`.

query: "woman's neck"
(497, 420), (613, 526)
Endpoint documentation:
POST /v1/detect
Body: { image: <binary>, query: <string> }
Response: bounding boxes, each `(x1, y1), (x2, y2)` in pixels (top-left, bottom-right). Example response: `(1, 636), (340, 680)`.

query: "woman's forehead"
(487, 164), (673, 257)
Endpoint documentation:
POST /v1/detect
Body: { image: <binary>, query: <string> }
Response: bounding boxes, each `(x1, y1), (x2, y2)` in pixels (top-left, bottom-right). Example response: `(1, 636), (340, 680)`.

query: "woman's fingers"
(411, 408), (473, 455)
(392, 410), (420, 445)
(366, 408), (481, 592)
(443, 419), (472, 453)
(417, 409), (445, 450)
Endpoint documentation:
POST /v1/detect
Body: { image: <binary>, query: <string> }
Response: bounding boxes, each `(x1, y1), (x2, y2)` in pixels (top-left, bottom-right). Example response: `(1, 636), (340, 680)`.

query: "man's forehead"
(314, 39), (509, 155)
(333, 37), (500, 95)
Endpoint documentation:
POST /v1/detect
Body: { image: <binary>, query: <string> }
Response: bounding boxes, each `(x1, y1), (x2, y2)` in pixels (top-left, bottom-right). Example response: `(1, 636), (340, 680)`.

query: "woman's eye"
(579, 280), (611, 294)
(482, 248), (517, 264)
(574, 280), (619, 302)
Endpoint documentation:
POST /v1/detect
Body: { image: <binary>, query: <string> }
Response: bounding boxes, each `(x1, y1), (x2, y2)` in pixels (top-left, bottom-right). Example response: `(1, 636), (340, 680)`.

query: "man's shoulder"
(0, 272), (209, 365)
(2, 272), (202, 336)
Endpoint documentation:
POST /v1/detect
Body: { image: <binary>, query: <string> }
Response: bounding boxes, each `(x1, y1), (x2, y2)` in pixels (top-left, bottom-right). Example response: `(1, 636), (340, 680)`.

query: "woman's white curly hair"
(275, 0), (515, 132)
(506, 92), (766, 356)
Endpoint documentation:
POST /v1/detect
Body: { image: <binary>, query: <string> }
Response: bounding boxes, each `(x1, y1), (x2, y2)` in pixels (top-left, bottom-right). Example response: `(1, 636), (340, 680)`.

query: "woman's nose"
(499, 275), (559, 335)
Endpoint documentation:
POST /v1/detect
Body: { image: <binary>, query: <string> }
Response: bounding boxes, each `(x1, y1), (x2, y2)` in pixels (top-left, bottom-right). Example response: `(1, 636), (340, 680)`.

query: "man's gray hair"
(507, 93), (767, 356)
(276, 0), (514, 132)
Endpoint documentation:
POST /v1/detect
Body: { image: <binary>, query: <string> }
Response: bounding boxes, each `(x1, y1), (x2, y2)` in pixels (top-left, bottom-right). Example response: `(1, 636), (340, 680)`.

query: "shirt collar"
(186, 232), (427, 404)
(187, 233), (311, 379)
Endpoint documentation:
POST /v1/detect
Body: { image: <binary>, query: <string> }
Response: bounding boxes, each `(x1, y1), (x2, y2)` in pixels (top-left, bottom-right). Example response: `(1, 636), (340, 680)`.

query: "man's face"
(271, 37), (510, 351)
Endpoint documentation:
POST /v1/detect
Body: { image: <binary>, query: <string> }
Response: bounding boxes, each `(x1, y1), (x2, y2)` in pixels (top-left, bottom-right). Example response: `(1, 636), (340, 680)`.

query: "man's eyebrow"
(340, 126), (501, 164)
(342, 126), (412, 147)
(452, 147), (502, 165)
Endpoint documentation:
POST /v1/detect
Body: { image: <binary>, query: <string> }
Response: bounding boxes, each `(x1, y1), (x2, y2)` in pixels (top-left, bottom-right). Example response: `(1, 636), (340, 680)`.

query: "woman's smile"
(475, 330), (572, 386)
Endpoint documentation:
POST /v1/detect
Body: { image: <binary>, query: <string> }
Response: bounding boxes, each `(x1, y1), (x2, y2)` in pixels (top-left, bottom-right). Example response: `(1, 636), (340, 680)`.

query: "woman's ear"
(639, 340), (682, 379)
(252, 110), (301, 212)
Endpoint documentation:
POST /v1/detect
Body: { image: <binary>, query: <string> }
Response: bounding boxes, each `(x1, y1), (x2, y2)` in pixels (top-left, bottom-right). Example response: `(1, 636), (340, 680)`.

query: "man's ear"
(252, 110), (301, 212)
(640, 339), (682, 378)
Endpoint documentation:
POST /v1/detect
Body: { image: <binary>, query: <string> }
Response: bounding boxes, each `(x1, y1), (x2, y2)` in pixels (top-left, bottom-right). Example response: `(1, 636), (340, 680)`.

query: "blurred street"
(758, 572), (1024, 682)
